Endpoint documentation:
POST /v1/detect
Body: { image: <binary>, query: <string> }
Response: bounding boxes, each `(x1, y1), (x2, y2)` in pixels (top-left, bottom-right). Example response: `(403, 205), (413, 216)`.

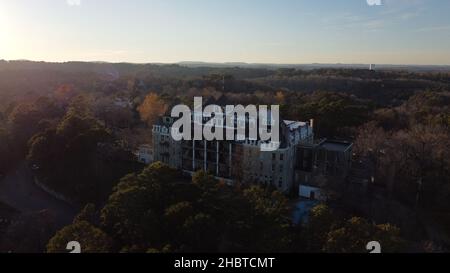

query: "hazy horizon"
(3, 59), (450, 67)
(1, 0), (450, 65)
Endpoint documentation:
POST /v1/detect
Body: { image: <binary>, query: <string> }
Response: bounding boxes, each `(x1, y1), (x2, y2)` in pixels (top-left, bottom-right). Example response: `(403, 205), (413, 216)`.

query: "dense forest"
(0, 61), (449, 252)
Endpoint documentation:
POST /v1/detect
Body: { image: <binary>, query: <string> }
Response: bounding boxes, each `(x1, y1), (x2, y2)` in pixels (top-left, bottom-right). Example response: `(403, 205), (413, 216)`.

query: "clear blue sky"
(1, 0), (449, 65)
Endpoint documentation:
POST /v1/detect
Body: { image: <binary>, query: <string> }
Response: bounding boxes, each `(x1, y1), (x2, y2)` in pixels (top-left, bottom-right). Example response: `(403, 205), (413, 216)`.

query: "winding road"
(0, 162), (77, 228)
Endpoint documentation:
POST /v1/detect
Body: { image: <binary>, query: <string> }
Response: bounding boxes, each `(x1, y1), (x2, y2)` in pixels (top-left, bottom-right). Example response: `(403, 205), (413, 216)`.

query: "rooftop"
(319, 140), (353, 153)
(283, 120), (308, 131)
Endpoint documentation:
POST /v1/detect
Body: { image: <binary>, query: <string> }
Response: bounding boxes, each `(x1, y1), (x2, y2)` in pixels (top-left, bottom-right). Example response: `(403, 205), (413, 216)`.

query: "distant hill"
(177, 61), (450, 72)
(2, 59), (450, 73)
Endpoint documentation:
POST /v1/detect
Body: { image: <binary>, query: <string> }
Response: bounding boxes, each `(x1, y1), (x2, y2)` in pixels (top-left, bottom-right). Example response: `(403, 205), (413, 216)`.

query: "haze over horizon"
(1, 0), (450, 65)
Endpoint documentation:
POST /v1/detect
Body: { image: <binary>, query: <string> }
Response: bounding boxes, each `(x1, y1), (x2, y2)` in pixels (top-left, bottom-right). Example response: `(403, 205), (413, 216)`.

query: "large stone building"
(152, 114), (352, 197)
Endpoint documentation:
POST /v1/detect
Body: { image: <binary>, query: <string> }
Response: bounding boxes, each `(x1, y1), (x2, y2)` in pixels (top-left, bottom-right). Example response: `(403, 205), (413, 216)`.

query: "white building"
(136, 144), (153, 164)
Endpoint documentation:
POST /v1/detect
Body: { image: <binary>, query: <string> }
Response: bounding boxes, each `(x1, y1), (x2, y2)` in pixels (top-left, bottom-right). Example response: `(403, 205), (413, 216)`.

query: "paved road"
(291, 199), (319, 225)
(0, 162), (77, 228)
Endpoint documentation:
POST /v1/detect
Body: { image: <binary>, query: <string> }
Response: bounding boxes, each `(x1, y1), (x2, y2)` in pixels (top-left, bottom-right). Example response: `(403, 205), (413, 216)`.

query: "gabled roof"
(283, 120), (307, 131)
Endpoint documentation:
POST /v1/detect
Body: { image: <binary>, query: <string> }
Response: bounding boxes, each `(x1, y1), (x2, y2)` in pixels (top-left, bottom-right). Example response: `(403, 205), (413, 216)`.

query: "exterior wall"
(152, 124), (182, 169)
(180, 140), (234, 179)
(241, 145), (278, 192)
(299, 185), (324, 200)
(314, 143), (353, 179)
(136, 145), (153, 164)
(239, 140), (299, 193)
(295, 140), (353, 199)
(210, 125), (314, 194)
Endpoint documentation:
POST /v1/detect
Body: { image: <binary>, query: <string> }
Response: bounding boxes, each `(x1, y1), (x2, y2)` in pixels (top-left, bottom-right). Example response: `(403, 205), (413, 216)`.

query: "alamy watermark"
(366, 0), (382, 6)
(170, 97), (281, 151)
(66, 241), (81, 253)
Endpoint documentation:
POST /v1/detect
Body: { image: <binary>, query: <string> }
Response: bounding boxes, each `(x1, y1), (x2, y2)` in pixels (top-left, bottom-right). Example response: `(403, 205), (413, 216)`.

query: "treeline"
(350, 91), (450, 247)
(0, 93), (142, 203)
(46, 163), (407, 253)
(252, 72), (449, 107)
(0, 96), (64, 175)
(2, 61), (449, 111)
(355, 91), (450, 209)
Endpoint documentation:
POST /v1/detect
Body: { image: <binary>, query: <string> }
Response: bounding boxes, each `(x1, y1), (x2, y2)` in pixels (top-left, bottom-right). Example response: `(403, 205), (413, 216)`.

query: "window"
(280, 154), (284, 161)
(272, 153), (276, 160)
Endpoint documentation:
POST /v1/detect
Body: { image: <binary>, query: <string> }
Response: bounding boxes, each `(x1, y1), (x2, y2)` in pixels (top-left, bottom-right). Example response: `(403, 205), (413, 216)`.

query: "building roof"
(319, 140), (353, 152)
(283, 120), (307, 131)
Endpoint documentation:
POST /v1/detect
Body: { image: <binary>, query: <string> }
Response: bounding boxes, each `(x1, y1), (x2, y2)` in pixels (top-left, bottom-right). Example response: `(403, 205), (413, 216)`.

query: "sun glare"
(0, 3), (16, 60)
(0, 4), (8, 56)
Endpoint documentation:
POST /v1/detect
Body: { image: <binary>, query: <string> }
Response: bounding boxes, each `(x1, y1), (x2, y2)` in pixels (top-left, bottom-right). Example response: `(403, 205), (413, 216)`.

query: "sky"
(0, 0), (450, 65)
